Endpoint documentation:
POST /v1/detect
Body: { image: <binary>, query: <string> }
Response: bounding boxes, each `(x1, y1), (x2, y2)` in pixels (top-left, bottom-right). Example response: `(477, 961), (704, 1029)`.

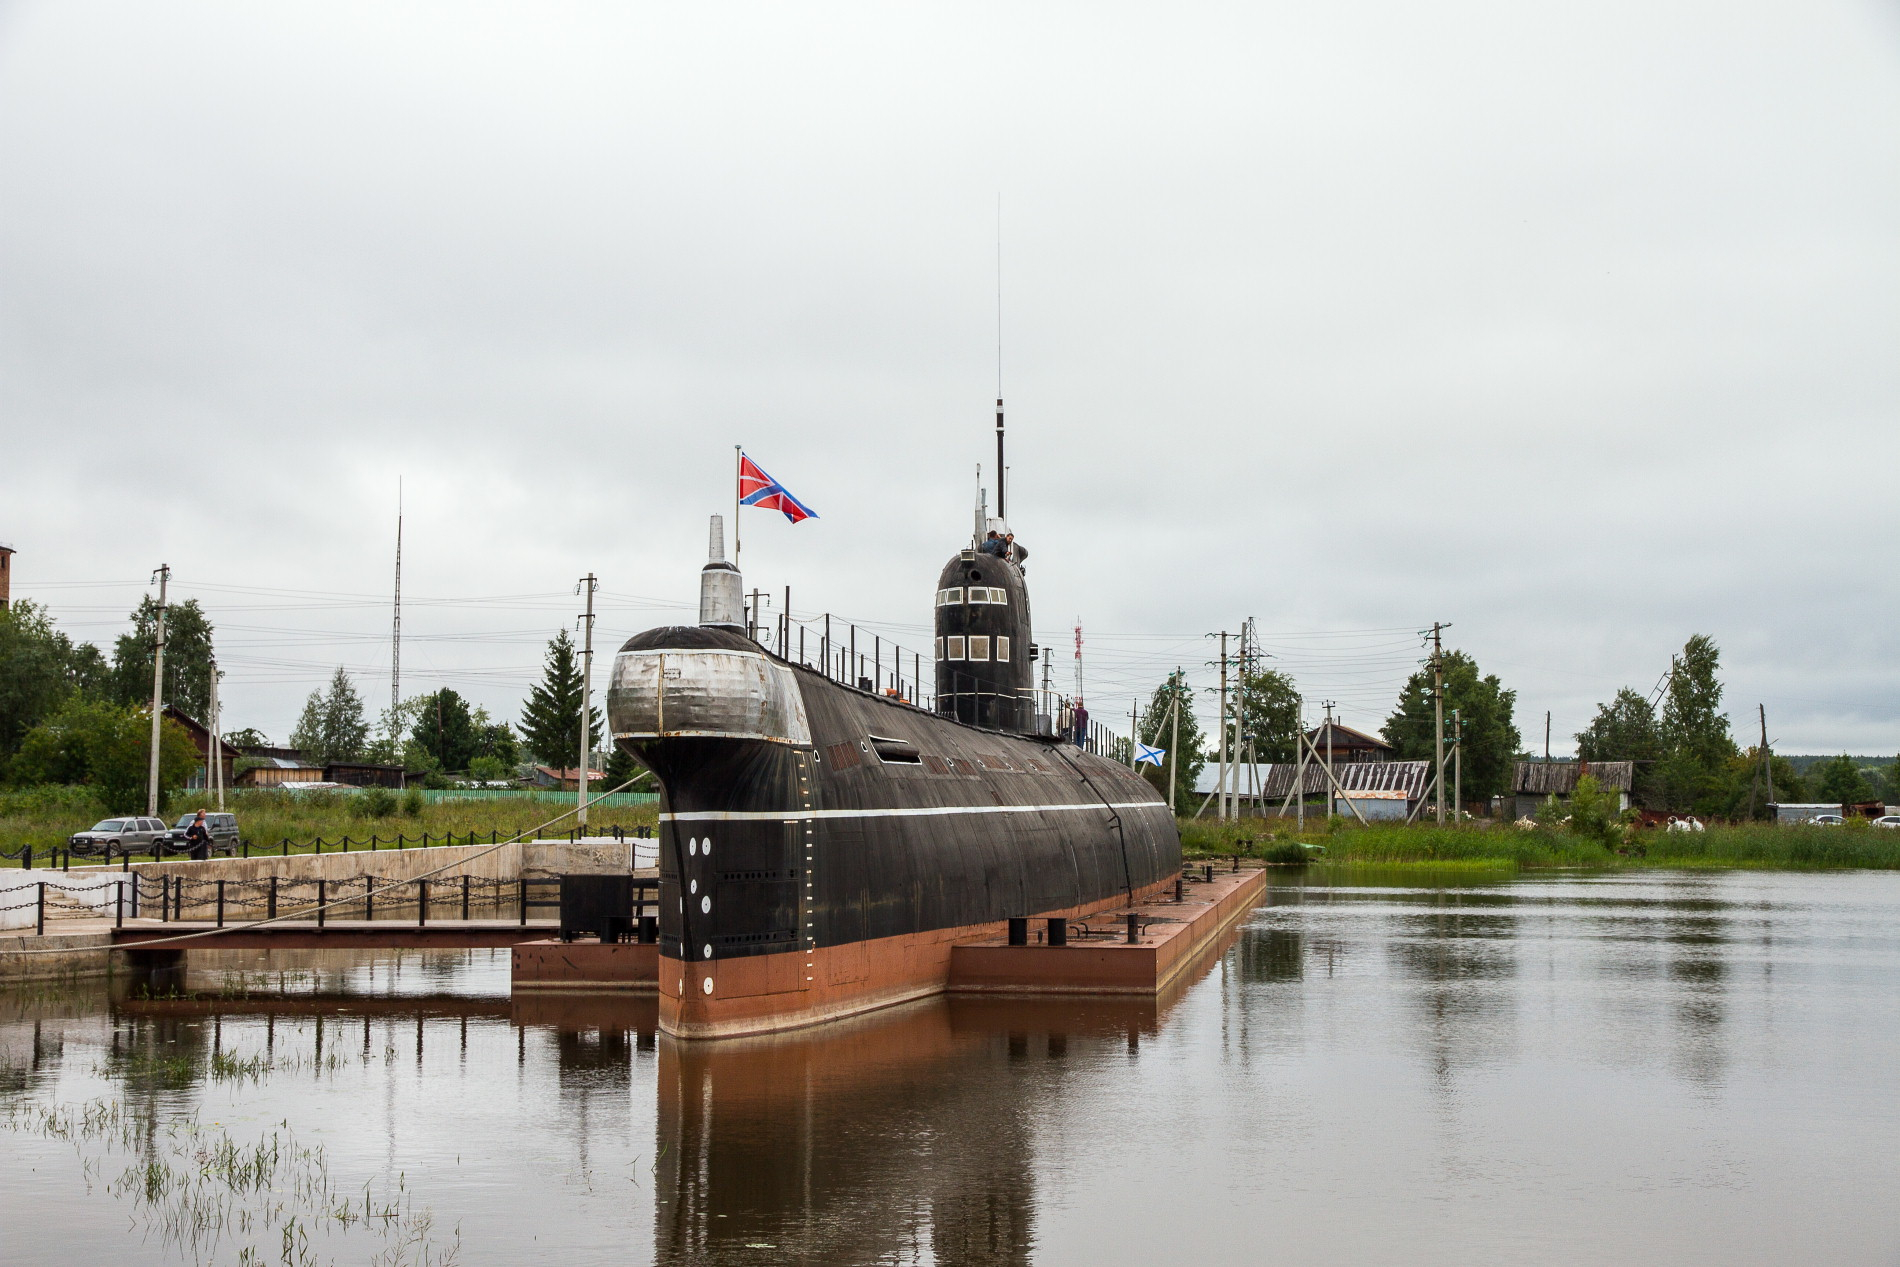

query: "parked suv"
(161, 811), (241, 857)
(67, 817), (171, 857)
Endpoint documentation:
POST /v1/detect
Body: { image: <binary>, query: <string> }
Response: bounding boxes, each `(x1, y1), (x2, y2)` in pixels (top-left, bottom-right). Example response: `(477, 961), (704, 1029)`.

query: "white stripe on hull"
(662, 800), (1167, 823)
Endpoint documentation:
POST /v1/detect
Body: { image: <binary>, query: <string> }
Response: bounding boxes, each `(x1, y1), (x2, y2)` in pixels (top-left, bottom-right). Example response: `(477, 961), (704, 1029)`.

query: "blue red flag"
(738, 454), (818, 524)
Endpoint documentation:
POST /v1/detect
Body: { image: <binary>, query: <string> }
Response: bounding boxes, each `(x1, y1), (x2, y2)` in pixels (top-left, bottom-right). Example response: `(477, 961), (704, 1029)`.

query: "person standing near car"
(185, 810), (212, 861)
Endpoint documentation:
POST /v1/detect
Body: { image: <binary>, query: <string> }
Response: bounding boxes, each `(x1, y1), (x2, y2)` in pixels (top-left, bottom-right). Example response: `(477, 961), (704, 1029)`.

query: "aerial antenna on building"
(391, 477), (402, 734)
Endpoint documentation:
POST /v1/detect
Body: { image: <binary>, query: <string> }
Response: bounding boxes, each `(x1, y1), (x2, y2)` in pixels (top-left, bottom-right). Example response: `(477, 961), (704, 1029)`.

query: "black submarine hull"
(610, 626), (1181, 1039)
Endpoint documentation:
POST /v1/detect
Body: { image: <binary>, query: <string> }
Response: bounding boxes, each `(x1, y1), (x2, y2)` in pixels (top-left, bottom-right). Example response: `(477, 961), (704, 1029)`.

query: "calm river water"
(5, 869), (1899, 1266)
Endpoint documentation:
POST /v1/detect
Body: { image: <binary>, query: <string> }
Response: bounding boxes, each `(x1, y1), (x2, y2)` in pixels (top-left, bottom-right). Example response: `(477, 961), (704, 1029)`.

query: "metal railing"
(4, 871), (663, 941)
(3, 825), (658, 870)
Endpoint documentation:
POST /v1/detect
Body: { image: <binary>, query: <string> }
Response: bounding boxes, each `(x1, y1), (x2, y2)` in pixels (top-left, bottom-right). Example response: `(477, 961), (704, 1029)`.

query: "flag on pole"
(1135, 742), (1166, 767)
(738, 454), (818, 524)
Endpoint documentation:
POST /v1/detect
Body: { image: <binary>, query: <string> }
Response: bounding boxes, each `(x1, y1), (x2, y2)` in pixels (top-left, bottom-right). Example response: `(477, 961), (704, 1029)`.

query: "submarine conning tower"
(934, 529), (1035, 733)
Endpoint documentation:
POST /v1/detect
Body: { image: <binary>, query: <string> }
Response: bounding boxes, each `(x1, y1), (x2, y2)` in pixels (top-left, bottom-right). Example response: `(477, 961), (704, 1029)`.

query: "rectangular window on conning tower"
(946, 636), (965, 660)
(935, 637), (945, 659)
(937, 587), (964, 606)
(968, 635), (991, 660)
(996, 635), (1010, 661)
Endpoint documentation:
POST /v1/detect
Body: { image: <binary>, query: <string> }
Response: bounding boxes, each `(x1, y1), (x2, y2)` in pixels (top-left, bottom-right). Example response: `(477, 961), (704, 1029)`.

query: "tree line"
(1130, 630), (1895, 819)
(1, 597), (627, 802)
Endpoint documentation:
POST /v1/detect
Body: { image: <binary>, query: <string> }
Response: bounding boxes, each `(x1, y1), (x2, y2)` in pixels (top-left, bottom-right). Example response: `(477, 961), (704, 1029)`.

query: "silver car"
(68, 816), (170, 857)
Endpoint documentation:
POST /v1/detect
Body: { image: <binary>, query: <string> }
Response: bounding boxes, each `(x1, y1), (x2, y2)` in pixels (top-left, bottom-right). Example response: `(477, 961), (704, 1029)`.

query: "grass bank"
(1, 784), (658, 858)
(1176, 816), (1900, 871)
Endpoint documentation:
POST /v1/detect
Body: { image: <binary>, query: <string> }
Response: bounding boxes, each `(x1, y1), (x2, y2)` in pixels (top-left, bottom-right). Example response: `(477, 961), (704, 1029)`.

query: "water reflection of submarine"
(652, 994), (1171, 1267)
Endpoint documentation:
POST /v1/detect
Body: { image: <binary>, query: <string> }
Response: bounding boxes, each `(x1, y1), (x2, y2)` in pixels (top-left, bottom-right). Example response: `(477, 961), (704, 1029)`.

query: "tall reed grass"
(1177, 815), (1900, 871)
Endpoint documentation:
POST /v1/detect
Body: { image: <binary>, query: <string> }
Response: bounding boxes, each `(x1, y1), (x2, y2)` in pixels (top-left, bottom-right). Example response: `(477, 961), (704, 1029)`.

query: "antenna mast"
(995, 194), (1005, 521)
(391, 479), (402, 732)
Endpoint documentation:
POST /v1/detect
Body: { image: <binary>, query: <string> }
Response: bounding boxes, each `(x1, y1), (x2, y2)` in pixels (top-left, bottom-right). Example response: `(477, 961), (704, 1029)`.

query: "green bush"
(1566, 774), (1628, 847)
(1262, 841), (1312, 865)
(401, 788), (424, 817)
(353, 787), (399, 818)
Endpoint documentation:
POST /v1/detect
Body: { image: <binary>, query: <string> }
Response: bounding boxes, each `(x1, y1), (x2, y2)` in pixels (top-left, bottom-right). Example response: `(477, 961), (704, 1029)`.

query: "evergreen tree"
(288, 668), (370, 765)
(111, 596), (218, 722)
(288, 691), (324, 761)
(1382, 650), (1520, 799)
(410, 688), (482, 773)
(519, 630), (602, 767)
(1235, 667), (1302, 762)
(604, 742), (648, 790)
(1137, 672), (1205, 813)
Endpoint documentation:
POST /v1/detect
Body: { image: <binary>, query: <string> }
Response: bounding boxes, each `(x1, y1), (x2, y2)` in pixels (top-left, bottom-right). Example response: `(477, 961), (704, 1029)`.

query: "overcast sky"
(4, 1), (1896, 755)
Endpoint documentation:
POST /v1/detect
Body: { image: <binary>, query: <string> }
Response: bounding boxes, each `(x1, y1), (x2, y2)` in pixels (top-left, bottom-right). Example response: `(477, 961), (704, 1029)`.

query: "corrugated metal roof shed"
(1513, 761), (1634, 794)
(1197, 760), (1430, 799)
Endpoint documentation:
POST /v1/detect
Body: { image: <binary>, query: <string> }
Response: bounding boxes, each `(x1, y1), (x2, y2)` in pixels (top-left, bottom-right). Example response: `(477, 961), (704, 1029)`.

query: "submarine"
(606, 437), (1181, 1040)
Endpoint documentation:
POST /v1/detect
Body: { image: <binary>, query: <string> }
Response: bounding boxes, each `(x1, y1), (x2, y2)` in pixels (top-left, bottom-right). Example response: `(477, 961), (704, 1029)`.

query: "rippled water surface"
(5, 869), (1899, 1265)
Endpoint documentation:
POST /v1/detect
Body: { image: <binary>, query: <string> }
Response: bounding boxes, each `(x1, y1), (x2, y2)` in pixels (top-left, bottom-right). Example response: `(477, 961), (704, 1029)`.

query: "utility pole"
(577, 573), (598, 831)
(146, 564), (169, 816)
(1169, 671), (1182, 816)
(1453, 709), (1463, 822)
(746, 589), (769, 644)
(1759, 704), (1775, 812)
(1544, 711), (1551, 763)
(209, 662), (224, 811)
(1296, 698), (1307, 832)
(1431, 622), (1446, 826)
(1129, 699), (1138, 768)
(1322, 700), (1337, 808)
(1214, 632), (1230, 821)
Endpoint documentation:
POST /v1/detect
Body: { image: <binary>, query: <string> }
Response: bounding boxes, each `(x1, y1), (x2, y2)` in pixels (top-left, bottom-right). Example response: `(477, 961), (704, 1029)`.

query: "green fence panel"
(418, 789), (659, 807)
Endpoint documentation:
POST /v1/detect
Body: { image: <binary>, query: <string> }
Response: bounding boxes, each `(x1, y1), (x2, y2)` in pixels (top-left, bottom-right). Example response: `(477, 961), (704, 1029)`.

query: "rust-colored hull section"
(659, 875), (1180, 1039)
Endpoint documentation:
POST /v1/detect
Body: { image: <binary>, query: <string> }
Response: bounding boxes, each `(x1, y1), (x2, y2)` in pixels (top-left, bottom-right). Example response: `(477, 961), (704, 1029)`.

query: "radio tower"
(1072, 619), (1084, 707)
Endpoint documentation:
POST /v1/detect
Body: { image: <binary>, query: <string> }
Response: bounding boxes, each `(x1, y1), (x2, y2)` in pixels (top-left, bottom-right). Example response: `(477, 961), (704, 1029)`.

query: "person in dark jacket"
(980, 531), (1007, 556)
(184, 810), (212, 861)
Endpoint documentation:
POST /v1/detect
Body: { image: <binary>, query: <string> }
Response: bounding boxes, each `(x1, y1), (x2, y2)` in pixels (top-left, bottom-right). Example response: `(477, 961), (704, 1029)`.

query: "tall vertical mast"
(577, 573), (597, 829)
(147, 564), (169, 816)
(995, 399), (1005, 521)
(391, 479), (403, 731)
(995, 193), (1005, 522)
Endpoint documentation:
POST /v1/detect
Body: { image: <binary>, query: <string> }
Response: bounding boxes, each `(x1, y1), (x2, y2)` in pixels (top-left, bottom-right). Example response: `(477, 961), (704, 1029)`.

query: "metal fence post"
(461, 875), (470, 921)
(116, 880), (125, 929)
(36, 882), (45, 936)
(316, 878), (326, 927)
(364, 876), (374, 921)
(417, 878), (428, 928)
(268, 875), (278, 919)
(518, 879), (527, 926)
(216, 880), (226, 928)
